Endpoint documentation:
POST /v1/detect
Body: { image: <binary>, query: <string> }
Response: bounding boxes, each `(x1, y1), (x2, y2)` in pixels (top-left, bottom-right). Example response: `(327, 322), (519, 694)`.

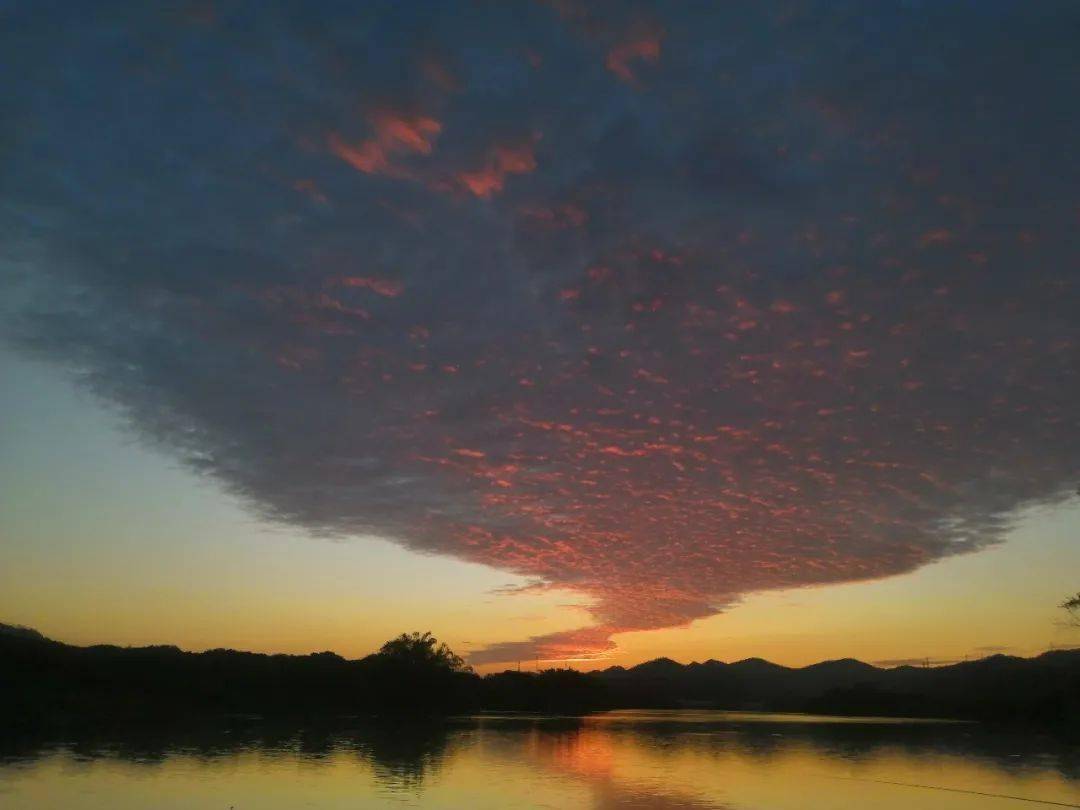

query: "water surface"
(2, 711), (1077, 809)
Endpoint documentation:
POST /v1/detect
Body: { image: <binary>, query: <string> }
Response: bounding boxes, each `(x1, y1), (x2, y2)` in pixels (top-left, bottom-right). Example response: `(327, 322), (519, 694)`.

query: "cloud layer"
(2, 1), (1078, 663)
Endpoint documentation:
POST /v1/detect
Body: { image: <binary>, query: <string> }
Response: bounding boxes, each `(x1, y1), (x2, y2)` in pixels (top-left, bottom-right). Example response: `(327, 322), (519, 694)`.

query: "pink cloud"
(328, 111), (442, 177)
(458, 139), (539, 198)
(331, 276), (405, 298)
(606, 28), (663, 83)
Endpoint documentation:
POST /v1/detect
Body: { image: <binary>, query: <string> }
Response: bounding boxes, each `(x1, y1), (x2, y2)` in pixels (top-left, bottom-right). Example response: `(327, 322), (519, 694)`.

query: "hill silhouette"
(2, 624), (1077, 728)
(594, 650), (1080, 723)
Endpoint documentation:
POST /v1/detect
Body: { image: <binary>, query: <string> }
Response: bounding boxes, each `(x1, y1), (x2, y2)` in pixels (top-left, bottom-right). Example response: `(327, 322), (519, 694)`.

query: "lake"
(2, 711), (1077, 809)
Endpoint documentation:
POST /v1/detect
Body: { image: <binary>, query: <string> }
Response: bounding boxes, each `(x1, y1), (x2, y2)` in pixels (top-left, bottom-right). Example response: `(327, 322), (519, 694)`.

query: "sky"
(1, 0), (1078, 670)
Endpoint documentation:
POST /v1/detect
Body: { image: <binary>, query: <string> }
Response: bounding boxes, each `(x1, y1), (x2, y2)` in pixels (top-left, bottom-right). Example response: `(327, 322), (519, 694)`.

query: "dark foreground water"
(2, 711), (1078, 809)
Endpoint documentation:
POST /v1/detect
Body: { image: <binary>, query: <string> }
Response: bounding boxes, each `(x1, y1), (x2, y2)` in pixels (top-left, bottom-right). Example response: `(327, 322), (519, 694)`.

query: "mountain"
(592, 649), (1080, 723)
(2, 624), (1077, 726)
(0, 622), (48, 642)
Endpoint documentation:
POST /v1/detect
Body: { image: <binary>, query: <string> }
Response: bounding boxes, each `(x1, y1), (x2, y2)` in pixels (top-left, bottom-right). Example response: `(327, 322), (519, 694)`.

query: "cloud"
(605, 26), (663, 83)
(329, 111), (443, 178)
(330, 276), (406, 298)
(1, 1), (1078, 665)
(457, 139), (539, 198)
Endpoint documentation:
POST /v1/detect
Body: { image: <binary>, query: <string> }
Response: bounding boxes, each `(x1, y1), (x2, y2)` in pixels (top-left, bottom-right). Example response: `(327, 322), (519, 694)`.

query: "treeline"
(3, 624), (1078, 727)
(0, 627), (607, 726)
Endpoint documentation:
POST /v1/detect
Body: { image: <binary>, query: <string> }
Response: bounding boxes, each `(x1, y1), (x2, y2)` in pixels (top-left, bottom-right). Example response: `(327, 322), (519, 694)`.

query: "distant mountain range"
(2, 623), (1078, 726)
(591, 650), (1080, 722)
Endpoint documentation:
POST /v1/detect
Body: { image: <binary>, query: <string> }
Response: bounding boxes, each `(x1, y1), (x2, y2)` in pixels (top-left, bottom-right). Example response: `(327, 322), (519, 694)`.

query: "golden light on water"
(5, 715), (1078, 810)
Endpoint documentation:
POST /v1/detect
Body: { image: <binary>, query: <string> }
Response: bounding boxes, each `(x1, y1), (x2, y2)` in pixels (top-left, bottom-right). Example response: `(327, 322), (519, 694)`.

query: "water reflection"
(519, 722), (730, 808)
(2, 713), (1077, 809)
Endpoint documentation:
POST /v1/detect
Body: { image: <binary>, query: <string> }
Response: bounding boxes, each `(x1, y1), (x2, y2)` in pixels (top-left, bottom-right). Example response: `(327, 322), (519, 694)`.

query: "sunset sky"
(1, 1), (1077, 672)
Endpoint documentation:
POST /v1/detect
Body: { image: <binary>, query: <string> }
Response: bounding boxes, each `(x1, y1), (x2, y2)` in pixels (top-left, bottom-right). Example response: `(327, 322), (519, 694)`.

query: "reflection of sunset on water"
(7, 715), (1078, 809)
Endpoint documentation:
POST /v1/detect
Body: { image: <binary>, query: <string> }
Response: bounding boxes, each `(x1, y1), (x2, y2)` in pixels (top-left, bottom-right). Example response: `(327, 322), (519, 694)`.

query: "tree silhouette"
(1062, 593), (1080, 628)
(364, 632), (475, 714)
(377, 632), (470, 672)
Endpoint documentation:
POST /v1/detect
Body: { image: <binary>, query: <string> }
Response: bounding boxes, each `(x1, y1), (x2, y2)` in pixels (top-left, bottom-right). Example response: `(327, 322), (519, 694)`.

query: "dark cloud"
(2, 1), (1078, 664)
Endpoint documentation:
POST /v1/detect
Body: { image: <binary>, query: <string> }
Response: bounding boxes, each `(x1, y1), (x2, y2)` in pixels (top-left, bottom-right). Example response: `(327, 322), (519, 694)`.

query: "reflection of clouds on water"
(526, 725), (731, 808)
(1, 715), (1078, 808)
(496, 713), (1080, 808)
